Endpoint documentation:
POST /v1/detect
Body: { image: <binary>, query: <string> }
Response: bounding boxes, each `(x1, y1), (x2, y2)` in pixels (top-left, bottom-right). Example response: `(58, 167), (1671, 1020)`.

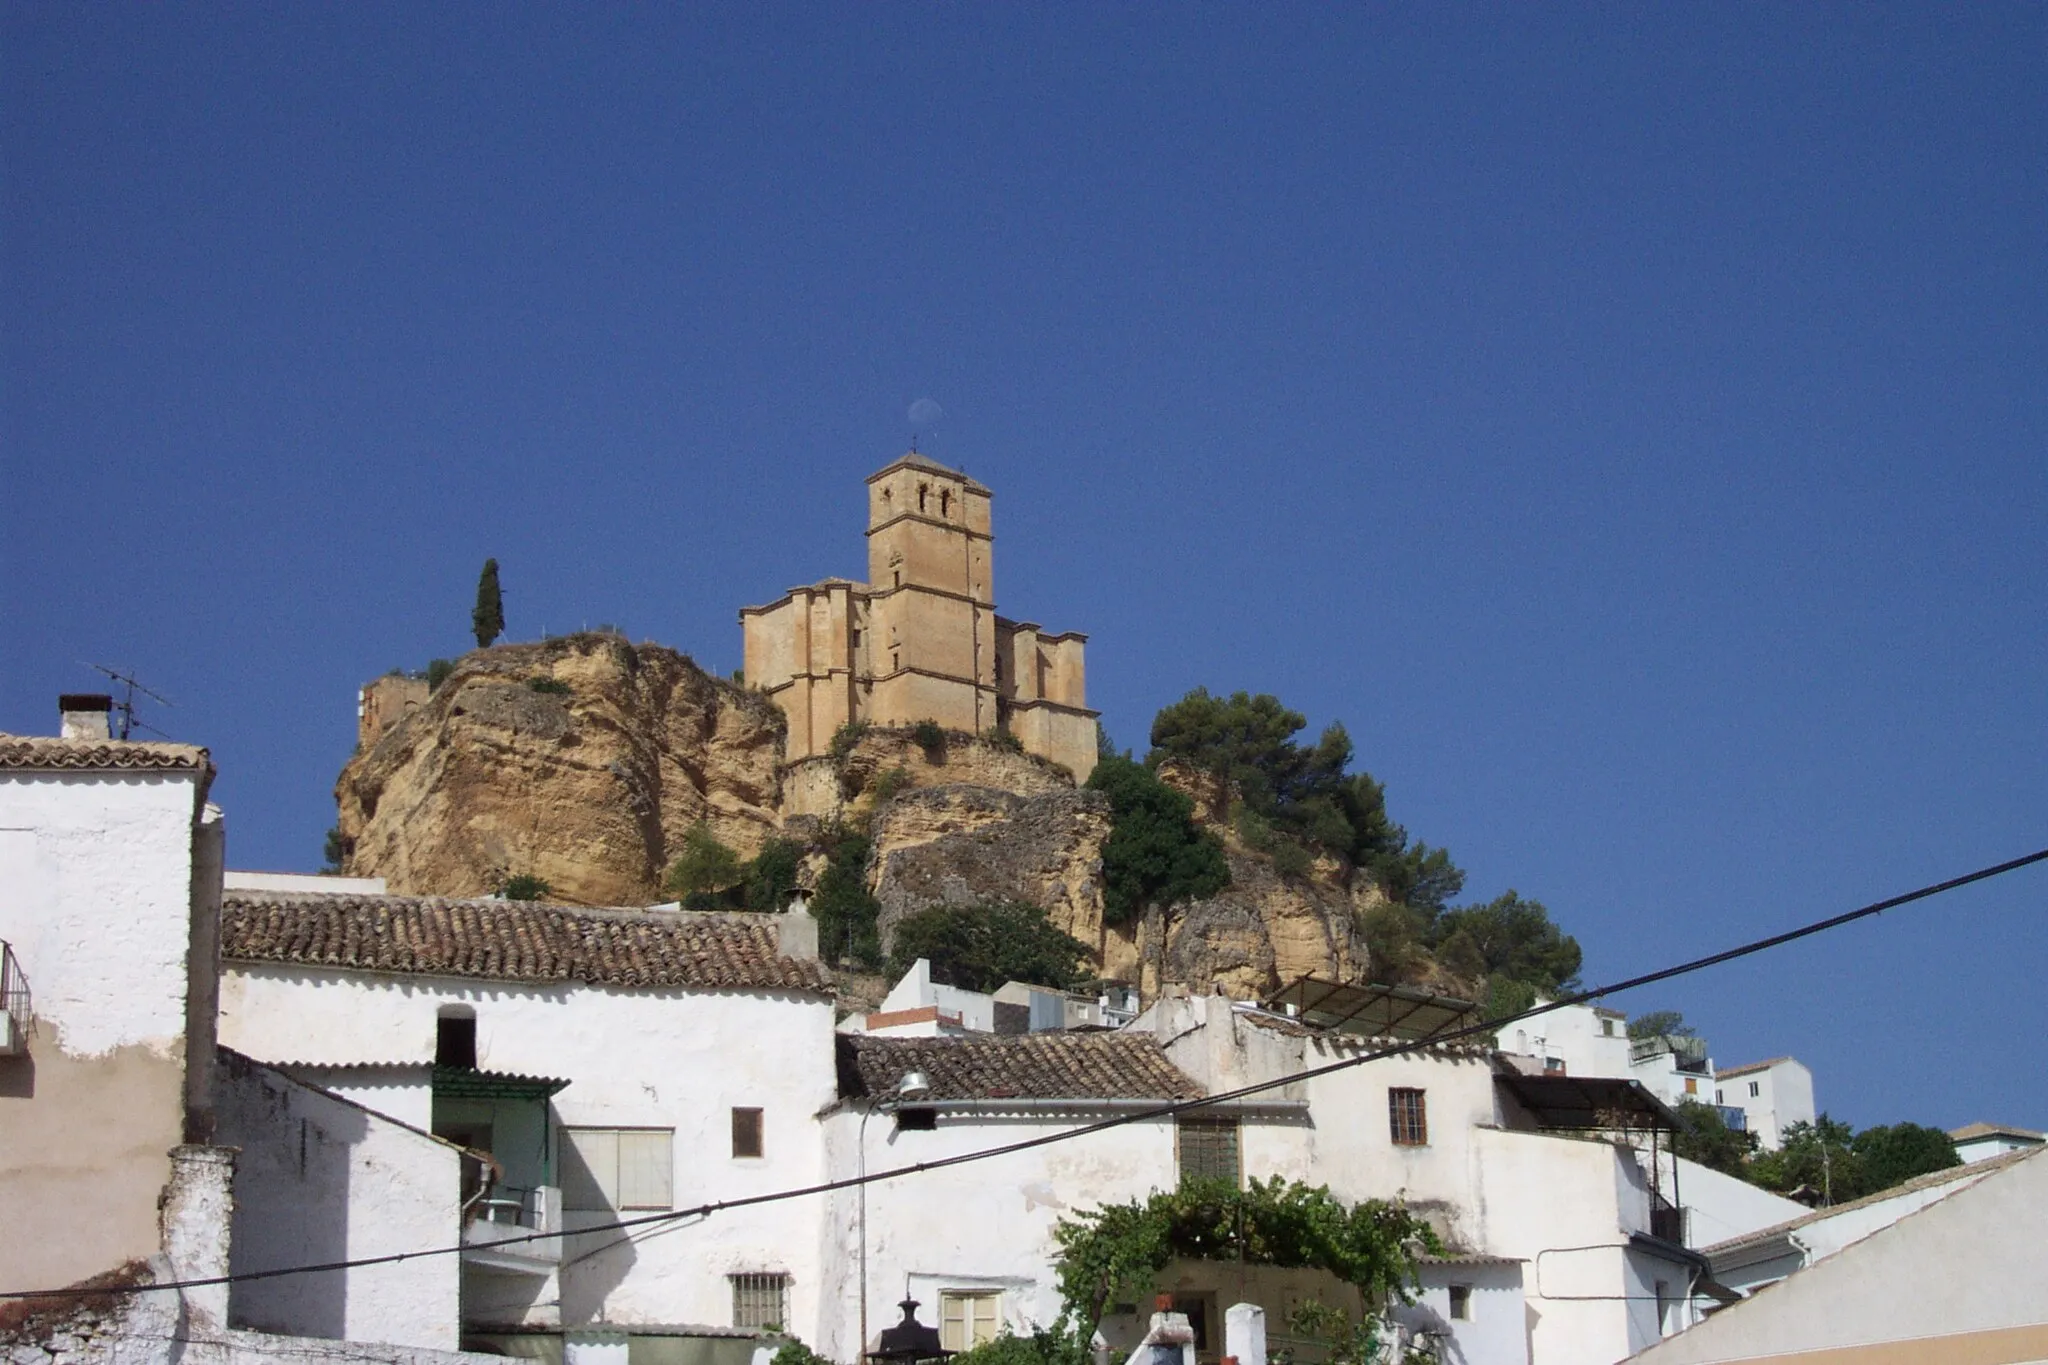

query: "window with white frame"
(939, 1291), (1001, 1351)
(731, 1272), (790, 1332)
(562, 1127), (673, 1211)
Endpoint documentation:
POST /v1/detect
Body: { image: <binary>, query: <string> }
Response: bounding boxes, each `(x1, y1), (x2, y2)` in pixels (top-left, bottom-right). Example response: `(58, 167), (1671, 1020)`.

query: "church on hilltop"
(741, 451), (1098, 781)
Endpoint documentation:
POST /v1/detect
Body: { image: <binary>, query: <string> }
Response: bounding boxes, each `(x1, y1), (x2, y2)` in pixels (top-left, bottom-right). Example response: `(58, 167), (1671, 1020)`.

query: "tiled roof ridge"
(1948, 1120), (2045, 1142)
(223, 889), (832, 995)
(1715, 1056), (1798, 1079)
(0, 732), (211, 772)
(1704, 1145), (2044, 1257)
(843, 1030), (1205, 1102)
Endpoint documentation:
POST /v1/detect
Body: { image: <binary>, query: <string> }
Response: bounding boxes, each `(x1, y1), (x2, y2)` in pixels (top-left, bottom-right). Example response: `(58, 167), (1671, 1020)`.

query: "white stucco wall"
(0, 770), (200, 1057)
(1499, 1002), (1631, 1082)
(1405, 1262), (1529, 1365)
(0, 766), (207, 1291)
(1712, 1060), (1812, 1152)
(1631, 1150), (2048, 1363)
(220, 963), (839, 1338)
(1669, 1159), (1805, 1251)
(215, 1052), (462, 1350)
(817, 1105), (1183, 1362)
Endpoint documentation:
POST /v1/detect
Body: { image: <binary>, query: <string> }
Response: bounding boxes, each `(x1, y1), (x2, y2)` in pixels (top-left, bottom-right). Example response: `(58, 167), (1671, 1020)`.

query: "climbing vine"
(1051, 1177), (1441, 1342)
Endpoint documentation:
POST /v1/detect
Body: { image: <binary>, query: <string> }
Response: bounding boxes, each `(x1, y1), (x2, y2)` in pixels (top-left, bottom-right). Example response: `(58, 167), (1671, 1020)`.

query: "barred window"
(732, 1272), (790, 1332)
(1177, 1116), (1240, 1186)
(562, 1128), (673, 1211)
(1388, 1088), (1428, 1146)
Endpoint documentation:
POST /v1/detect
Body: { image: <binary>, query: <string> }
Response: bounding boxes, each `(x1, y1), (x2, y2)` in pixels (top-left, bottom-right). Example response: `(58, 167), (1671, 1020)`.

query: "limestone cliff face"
(335, 635), (785, 905)
(331, 636), (1405, 1002)
(866, 772), (1389, 999)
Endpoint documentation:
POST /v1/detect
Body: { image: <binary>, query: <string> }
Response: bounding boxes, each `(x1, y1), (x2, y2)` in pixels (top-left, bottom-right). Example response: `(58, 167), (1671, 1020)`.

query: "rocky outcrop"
(329, 634), (1422, 1004)
(869, 785), (1113, 949)
(335, 635), (785, 906)
(867, 777), (1392, 999)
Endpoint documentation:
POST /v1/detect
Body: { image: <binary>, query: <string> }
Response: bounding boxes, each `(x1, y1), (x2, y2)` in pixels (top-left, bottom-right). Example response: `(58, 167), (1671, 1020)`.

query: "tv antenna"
(82, 663), (174, 740)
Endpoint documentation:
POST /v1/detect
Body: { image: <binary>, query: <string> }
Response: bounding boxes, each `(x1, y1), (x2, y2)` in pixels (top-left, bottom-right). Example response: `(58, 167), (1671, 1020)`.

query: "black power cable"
(6, 845), (2042, 1301)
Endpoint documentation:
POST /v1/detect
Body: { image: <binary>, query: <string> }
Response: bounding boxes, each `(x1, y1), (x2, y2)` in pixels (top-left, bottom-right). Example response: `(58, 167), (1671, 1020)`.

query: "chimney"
(59, 694), (113, 740)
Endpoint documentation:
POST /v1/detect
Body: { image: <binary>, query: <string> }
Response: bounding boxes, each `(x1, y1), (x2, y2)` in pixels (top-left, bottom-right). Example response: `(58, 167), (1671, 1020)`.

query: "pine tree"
(472, 559), (504, 648)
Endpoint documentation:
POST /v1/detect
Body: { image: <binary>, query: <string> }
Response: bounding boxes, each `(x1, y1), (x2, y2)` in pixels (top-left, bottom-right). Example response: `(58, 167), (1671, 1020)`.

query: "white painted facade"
(1631, 1148), (2048, 1363)
(0, 748), (219, 1292)
(215, 1050), (464, 1349)
(1950, 1122), (2045, 1164)
(1625, 1036), (1715, 1111)
(225, 870), (388, 895)
(1496, 1000), (1631, 1081)
(853, 959), (1107, 1037)
(1709, 1058), (1813, 1152)
(219, 959), (839, 1340)
(816, 1102), (1188, 1361)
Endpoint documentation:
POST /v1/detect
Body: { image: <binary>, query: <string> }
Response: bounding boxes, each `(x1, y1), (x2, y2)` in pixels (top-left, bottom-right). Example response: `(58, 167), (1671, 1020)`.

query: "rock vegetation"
(335, 636), (1454, 1001)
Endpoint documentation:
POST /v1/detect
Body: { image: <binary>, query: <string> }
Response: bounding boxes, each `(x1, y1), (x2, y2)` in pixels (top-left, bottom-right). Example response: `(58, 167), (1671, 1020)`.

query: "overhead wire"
(4, 844), (2042, 1302)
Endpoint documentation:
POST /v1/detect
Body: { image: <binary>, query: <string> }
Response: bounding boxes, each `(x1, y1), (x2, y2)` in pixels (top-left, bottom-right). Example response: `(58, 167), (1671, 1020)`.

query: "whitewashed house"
(1709, 1057), (1814, 1152)
(851, 957), (1122, 1038)
(1144, 986), (1804, 1365)
(0, 707), (496, 1365)
(1631, 1147), (2048, 1364)
(1949, 1120), (2044, 1164)
(1495, 999), (1631, 1080)
(217, 886), (838, 1357)
(819, 1030), (1217, 1362)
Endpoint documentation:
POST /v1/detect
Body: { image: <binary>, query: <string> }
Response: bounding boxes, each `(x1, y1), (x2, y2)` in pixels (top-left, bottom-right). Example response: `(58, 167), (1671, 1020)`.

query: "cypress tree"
(472, 559), (504, 647)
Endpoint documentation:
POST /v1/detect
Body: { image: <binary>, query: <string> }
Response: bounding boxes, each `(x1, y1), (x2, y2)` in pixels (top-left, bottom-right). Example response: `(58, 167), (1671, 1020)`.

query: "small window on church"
(918, 484), (928, 512)
(940, 488), (952, 518)
(892, 650), (901, 672)
(894, 570), (901, 589)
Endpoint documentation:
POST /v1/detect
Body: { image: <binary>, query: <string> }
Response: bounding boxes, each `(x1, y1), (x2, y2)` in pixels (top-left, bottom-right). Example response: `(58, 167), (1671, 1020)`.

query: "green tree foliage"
(426, 658), (456, 692)
(499, 873), (550, 901)
(887, 901), (1091, 994)
(1051, 1177), (1440, 1341)
(665, 822), (743, 898)
(1627, 1010), (1695, 1041)
(912, 719), (948, 760)
(1672, 1099), (1761, 1177)
(1431, 890), (1582, 994)
(1850, 1122), (1959, 1192)
(472, 559), (505, 648)
(322, 827), (352, 874)
(526, 676), (571, 696)
(1750, 1115), (1863, 1202)
(1146, 689), (1463, 910)
(1084, 756), (1229, 926)
(745, 838), (804, 913)
(812, 826), (881, 967)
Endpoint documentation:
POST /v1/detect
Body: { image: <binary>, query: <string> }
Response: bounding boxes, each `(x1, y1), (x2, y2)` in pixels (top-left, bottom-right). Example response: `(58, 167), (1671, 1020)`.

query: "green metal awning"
(432, 1065), (570, 1100)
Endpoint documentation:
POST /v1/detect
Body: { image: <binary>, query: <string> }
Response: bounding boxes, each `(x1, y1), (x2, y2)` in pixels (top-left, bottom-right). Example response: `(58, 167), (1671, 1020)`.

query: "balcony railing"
(1649, 1193), (1687, 1246)
(462, 1183), (563, 1271)
(1, 942), (30, 1057)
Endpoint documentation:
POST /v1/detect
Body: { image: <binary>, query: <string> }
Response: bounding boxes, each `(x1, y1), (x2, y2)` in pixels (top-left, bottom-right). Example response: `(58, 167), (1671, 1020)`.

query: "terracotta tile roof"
(1949, 1120), (2044, 1143)
(1714, 1056), (1799, 1080)
(0, 733), (210, 773)
(838, 1031), (1204, 1103)
(223, 891), (833, 994)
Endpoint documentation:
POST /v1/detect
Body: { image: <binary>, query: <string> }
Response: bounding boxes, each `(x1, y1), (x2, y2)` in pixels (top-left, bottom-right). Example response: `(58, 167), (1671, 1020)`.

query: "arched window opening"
(940, 488), (952, 518)
(917, 484), (928, 512)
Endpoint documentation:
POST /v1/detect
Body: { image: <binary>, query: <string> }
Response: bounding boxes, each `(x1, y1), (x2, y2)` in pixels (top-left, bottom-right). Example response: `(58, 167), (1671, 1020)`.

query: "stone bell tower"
(863, 452), (997, 735)
(740, 451), (1098, 783)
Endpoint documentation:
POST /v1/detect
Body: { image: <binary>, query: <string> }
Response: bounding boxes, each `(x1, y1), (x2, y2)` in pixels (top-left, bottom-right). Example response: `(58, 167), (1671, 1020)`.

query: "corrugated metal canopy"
(1496, 1072), (1680, 1131)
(1260, 977), (1481, 1041)
(431, 1065), (569, 1099)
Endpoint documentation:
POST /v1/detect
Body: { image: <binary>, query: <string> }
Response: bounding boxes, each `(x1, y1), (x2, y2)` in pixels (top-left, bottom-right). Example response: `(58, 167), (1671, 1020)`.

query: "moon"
(908, 398), (944, 427)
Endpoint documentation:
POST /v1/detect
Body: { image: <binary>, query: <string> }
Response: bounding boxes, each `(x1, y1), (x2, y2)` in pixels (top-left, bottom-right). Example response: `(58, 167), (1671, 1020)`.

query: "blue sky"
(5, 5), (2043, 1133)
